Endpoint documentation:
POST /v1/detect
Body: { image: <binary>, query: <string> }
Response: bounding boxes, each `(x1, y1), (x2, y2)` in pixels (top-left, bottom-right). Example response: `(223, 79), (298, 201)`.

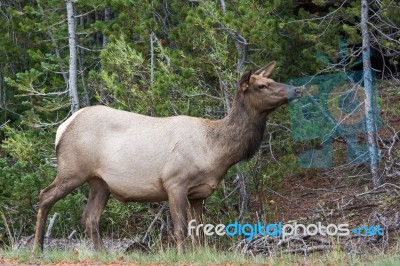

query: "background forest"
(0, 0), (400, 257)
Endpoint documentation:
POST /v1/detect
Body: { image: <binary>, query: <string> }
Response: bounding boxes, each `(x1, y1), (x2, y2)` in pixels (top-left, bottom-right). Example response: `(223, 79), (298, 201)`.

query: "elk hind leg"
(82, 177), (110, 251)
(33, 174), (85, 253)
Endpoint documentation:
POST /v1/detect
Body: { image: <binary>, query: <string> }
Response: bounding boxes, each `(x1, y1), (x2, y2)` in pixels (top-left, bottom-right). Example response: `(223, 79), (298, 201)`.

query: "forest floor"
(266, 79), (400, 229)
(3, 158), (400, 265)
(269, 169), (400, 230)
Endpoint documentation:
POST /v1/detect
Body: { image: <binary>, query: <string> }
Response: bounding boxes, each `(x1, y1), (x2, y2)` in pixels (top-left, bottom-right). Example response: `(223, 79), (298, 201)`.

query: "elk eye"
(258, 84), (267, 89)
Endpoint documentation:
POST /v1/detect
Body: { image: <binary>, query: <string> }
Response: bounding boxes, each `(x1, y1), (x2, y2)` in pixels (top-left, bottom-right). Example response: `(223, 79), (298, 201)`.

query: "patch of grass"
(2, 243), (400, 265)
(1, 245), (265, 265)
(371, 255), (400, 266)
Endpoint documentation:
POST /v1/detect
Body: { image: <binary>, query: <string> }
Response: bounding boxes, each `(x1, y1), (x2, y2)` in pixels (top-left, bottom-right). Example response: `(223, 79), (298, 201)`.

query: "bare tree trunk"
(78, 48), (89, 106)
(232, 33), (248, 76)
(150, 32), (155, 86)
(103, 7), (111, 48)
(361, 0), (380, 187)
(66, 0), (80, 113)
(78, 16), (90, 106)
(221, 79), (231, 112)
(0, 73), (5, 111)
(220, 0), (226, 14)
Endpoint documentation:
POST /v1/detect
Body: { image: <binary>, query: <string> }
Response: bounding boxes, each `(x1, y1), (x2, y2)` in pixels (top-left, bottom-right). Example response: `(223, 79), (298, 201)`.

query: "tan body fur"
(33, 62), (302, 252)
(58, 108), (227, 202)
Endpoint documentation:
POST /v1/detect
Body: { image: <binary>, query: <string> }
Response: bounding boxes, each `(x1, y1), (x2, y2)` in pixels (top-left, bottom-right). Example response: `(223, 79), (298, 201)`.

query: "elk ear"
(239, 70), (252, 92)
(254, 61), (276, 77)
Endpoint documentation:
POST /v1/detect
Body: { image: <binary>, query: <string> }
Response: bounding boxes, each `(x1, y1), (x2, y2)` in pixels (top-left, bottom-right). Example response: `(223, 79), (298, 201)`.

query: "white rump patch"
(55, 108), (86, 147)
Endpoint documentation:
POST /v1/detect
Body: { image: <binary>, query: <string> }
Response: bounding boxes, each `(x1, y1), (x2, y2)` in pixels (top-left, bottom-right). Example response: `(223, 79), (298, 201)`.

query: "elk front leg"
(168, 191), (188, 253)
(188, 198), (204, 247)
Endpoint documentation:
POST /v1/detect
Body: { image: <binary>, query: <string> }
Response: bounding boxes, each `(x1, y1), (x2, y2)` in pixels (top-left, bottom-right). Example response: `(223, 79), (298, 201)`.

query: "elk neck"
(208, 92), (269, 167)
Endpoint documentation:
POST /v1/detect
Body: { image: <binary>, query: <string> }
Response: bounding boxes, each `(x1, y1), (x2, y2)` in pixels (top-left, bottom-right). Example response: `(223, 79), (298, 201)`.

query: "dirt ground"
(0, 258), (264, 266)
(0, 259), (130, 266)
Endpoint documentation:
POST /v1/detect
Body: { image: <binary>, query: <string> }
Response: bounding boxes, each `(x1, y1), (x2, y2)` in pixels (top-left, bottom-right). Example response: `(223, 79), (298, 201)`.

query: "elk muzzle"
(287, 85), (304, 102)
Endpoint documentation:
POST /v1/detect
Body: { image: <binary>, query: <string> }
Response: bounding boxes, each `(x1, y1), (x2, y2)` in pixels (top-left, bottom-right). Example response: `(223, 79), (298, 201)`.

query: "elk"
(33, 61), (302, 252)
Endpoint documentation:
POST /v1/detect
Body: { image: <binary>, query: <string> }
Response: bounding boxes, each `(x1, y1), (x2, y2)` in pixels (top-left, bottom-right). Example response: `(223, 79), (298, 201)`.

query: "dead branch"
(68, 230), (76, 239)
(141, 203), (166, 244)
(45, 212), (59, 238)
(342, 183), (400, 209)
(238, 173), (250, 221)
(0, 211), (14, 247)
(284, 244), (334, 254)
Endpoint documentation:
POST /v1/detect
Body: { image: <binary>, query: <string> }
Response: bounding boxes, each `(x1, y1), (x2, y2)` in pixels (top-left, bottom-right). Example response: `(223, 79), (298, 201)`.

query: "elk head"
(238, 61), (302, 114)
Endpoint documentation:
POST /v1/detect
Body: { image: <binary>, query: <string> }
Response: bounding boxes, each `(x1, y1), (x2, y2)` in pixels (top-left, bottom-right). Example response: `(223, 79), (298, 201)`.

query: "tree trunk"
(150, 32), (155, 86)
(220, 0), (226, 14)
(0, 73), (4, 111)
(66, 0), (80, 113)
(361, 0), (380, 187)
(78, 16), (90, 106)
(232, 33), (247, 77)
(103, 7), (111, 48)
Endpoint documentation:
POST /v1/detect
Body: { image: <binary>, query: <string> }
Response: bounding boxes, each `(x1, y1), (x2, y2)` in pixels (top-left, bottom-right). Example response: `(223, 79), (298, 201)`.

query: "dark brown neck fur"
(209, 91), (268, 167)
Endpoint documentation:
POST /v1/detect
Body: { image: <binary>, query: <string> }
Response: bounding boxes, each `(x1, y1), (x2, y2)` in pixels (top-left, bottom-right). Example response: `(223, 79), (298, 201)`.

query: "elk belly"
(100, 168), (168, 202)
